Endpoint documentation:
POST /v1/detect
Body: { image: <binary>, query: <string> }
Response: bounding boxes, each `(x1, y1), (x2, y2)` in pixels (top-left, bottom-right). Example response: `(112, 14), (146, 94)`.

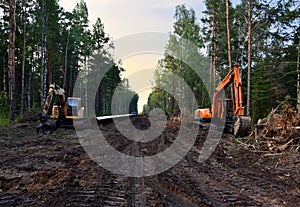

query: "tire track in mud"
(141, 135), (300, 207)
(147, 174), (209, 207)
(58, 168), (132, 207)
(168, 143), (300, 207)
(198, 158), (299, 206)
(55, 134), (134, 207)
(0, 193), (25, 207)
(1, 117), (299, 206)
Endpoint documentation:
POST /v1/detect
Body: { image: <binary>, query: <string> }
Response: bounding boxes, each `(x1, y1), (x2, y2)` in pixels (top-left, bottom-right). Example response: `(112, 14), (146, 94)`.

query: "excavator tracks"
(0, 117), (299, 206)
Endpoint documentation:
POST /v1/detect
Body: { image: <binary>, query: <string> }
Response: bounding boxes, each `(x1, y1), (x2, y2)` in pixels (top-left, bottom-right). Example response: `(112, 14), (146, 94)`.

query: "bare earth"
(0, 114), (299, 207)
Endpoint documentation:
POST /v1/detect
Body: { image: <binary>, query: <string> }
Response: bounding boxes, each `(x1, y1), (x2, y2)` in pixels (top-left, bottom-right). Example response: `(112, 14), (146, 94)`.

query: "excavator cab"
(220, 98), (234, 122)
(66, 97), (84, 119)
(194, 99), (233, 122)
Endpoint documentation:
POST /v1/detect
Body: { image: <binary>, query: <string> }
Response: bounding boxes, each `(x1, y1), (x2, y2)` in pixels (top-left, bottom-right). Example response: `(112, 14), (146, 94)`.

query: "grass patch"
(0, 117), (10, 127)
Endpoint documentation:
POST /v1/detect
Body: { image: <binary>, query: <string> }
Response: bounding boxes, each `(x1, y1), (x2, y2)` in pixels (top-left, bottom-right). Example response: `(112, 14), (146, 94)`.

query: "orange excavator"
(194, 64), (251, 137)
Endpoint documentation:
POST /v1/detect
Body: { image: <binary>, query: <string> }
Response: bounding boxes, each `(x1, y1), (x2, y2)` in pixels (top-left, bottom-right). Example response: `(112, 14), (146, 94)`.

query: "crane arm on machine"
(42, 84), (65, 116)
(212, 64), (245, 119)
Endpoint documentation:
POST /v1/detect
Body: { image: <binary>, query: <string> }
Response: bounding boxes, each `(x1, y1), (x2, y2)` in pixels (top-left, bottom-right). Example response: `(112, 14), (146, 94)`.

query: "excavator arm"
(37, 84), (67, 134)
(212, 64), (245, 118)
(42, 84), (66, 116)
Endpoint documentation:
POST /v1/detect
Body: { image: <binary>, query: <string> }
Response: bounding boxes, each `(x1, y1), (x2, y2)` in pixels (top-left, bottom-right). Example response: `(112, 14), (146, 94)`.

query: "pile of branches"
(250, 104), (300, 153)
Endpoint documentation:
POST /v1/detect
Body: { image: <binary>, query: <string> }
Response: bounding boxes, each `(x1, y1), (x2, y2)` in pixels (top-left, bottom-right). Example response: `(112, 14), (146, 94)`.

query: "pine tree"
(147, 5), (209, 114)
(8, 0), (16, 122)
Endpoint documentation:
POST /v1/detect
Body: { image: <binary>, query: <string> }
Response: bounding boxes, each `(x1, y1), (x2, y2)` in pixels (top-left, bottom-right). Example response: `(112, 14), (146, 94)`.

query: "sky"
(59, 0), (204, 38)
(59, 0), (206, 112)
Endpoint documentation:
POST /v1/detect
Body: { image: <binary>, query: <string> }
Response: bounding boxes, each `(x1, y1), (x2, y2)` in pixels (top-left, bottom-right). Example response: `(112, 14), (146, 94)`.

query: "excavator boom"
(212, 64), (244, 117)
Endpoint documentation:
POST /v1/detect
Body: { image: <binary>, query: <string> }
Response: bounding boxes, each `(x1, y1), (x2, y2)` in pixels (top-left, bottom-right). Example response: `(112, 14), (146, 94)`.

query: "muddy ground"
(0, 113), (299, 207)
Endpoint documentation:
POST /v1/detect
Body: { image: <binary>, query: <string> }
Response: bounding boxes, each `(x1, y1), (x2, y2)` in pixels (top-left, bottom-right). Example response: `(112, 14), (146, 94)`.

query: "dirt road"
(0, 116), (299, 206)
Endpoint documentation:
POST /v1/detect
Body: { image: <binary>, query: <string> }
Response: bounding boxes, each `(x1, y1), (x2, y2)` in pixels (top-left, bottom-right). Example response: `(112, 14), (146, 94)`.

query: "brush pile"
(251, 104), (300, 153)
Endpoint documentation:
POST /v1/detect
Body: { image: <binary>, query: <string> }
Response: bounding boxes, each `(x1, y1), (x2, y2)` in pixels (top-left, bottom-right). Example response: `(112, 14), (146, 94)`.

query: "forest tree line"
(1, 0), (299, 125)
(144, 0), (299, 123)
(0, 0), (138, 124)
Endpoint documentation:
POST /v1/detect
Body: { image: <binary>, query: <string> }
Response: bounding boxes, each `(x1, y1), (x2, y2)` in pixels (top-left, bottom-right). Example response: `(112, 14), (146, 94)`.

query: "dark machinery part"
(233, 115), (251, 137)
(36, 113), (55, 135)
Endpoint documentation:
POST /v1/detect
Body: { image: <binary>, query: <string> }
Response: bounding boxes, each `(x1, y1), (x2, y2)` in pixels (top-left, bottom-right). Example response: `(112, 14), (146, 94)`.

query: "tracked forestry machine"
(36, 84), (84, 134)
(195, 64), (251, 137)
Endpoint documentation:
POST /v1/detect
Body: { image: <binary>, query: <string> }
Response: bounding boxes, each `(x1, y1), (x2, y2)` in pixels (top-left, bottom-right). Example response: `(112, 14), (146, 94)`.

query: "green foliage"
(92, 18), (109, 50)
(0, 92), (9, 126)
(146, 87), (172, 115)
(129, 93), (139, 114)
(147, 5), (210, 115)
(0, 0), (138, 121)
(200, 0), (300, 122)
(145, 0), (299, 122)
(0, 0), (299, 123)
(202, 0), (228, 70)
(250, 0), (299, 122)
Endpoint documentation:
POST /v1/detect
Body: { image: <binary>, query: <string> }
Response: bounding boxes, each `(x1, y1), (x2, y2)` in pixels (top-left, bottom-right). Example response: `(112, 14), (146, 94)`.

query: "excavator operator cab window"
(224, 99), (233, 122)
(67, 97), (81, 116)
(67, 98), (79, 116)
(68, 99), (79, 107)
